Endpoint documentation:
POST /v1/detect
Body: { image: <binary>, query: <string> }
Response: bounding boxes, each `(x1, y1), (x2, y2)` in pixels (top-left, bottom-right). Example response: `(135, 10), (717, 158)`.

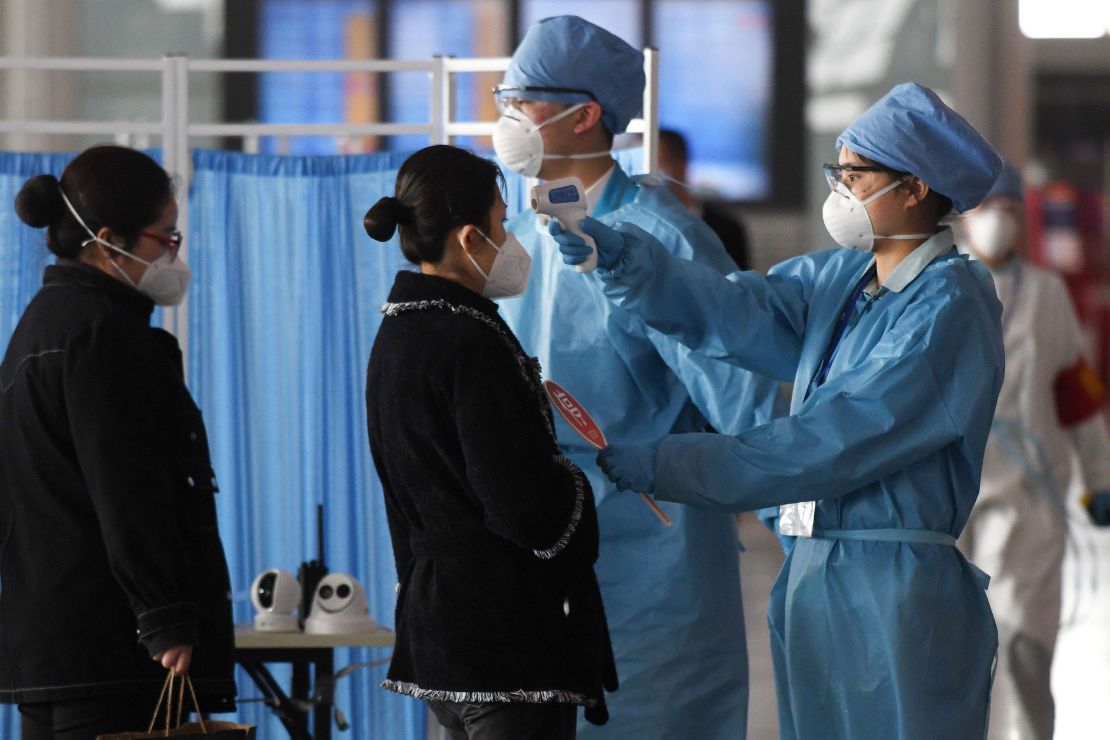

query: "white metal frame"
(0, 51), (660, 356)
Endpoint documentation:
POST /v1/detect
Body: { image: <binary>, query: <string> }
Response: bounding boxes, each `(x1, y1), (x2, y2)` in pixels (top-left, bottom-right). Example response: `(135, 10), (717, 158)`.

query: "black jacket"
(366, 272), (617, 724)
(0, 262), (236, 709)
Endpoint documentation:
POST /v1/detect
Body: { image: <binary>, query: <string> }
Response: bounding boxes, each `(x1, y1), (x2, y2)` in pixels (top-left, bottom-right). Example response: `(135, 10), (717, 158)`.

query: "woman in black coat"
(0, 146), (236, 740)
(364, 145), (617, 740)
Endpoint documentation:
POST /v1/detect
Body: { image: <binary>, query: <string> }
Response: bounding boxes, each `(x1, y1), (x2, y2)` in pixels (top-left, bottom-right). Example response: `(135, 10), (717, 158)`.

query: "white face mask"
(463, 229), (532, 300)
(964, 208), (1019, 261)
(492, 104), (611, 178)
(60, 188), (192, 305)
(102, 245), (192, 306)
(821, 177), (931, 252)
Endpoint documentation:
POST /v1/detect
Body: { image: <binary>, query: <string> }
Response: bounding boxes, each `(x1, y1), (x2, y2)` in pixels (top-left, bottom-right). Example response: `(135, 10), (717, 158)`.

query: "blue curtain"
(188, 148), (427, 739)
(0, 152), (73, 352)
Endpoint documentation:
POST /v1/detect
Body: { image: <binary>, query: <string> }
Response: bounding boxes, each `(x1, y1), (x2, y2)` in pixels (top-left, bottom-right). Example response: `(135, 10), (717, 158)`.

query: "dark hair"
(658, 128), (688, 162)
(15, 146), (173, 259)
(364, 145), (504, 265)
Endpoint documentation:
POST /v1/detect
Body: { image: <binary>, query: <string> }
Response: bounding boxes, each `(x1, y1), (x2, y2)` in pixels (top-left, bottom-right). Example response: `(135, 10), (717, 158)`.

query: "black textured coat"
(0, 262), (236, 709)
(366, 272), (617, 724)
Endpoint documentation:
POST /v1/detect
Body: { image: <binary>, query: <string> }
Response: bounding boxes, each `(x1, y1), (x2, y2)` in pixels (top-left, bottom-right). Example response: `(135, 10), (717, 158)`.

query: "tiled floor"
(737, 512), (784, 740)
(1051, 521), (1110, 740)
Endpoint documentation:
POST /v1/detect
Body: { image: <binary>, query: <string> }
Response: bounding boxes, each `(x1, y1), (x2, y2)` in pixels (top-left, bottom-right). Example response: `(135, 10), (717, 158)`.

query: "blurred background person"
(957, 162), (1110, 740)
(657, 128), (752, 271)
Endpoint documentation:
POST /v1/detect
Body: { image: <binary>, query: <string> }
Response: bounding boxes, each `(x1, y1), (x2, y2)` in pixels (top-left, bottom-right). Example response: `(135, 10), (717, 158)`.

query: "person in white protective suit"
(956, 162), (1110, 740)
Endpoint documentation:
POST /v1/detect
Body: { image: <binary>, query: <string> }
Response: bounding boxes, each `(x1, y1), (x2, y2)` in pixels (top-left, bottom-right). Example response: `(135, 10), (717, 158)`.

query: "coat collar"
(593, 163), (638, 218)
(45, 260), (155, 321)
(867, 227), (956, 294)
(386, 270), (500, 318)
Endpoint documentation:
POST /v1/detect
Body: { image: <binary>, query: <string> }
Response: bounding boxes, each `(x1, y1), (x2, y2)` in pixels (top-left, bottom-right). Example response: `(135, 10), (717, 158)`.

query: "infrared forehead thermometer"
(531, 176), (598, 273)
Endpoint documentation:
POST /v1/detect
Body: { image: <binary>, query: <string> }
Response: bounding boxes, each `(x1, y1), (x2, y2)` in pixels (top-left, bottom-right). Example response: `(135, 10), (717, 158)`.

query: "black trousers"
(428, 700), (577, 740)
(19, 689), (167, 740)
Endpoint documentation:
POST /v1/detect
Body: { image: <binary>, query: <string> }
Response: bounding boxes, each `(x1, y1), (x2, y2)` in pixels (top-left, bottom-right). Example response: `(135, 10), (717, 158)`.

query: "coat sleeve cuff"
(136, 602), (199, 656)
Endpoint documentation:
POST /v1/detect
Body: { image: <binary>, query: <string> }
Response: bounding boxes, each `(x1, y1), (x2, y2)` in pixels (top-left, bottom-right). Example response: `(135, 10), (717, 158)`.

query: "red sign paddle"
(543, 380), (673, 527)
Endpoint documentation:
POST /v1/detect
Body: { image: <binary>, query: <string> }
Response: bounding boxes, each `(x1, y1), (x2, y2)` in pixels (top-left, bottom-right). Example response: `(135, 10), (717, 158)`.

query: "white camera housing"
(304, 573), (376, 635)
(530, 176), (597, 273)
(251, 568), (300, 632)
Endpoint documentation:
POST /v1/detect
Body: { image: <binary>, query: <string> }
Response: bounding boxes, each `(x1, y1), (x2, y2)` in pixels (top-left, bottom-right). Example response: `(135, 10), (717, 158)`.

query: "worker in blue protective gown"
(553, 83), (1006, 739)
(493, 15), (785, 739)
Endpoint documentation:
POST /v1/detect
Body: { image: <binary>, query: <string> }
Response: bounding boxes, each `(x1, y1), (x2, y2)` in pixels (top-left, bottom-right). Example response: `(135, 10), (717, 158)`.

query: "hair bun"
(15, 174), (66, 229)
(363, 196), (413, 242)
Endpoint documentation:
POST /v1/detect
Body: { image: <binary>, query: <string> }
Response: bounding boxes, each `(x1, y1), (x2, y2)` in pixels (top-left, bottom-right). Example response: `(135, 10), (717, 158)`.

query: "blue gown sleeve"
(644, 329), (785, 432)
(651, 288), (984, 512)
(605, 216), (785, 432)
(600, 223), (818, 383)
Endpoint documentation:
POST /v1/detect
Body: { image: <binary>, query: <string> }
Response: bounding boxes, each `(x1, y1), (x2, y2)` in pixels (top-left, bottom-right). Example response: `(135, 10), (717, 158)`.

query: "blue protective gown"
(593, 226), (1004, 740)
(499, 164), (784, 739)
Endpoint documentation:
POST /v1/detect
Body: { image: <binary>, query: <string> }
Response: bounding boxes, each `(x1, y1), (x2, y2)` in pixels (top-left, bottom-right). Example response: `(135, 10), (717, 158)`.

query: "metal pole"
(430, 55), (449, 145)
(641, 47), (659, 173)
(160, 54), (190, 364)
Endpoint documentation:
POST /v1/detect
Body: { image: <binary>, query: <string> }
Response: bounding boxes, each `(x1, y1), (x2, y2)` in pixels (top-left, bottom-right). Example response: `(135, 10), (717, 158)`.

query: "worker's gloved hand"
(549, 216), (625, 269)
(1085, 491), (1110, 526)
(597, 443), (657, 493)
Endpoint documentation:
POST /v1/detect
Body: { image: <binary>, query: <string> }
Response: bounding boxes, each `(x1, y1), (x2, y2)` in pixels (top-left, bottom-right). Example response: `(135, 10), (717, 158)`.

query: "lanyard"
(809, 264), (878, 393)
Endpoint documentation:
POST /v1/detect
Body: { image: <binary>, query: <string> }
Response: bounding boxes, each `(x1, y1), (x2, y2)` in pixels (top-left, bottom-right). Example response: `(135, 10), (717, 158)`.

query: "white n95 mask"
(59, 187), (192, 305)
(492, 105), (611, 178)
(464, 229), (532, 300)
(964, 208), (1019, 261)
(114, 248), (192, 306)
(822, 177), (931, 252)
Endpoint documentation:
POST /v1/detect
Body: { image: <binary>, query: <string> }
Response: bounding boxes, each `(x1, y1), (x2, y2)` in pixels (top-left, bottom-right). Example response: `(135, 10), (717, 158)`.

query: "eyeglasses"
(492, 84), (596, 113)
(823, 164), (906, 198)
(141, 228), (183, 254)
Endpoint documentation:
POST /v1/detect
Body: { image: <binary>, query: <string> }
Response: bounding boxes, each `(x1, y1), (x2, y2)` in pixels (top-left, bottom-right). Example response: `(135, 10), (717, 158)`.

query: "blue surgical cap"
(835, 83), (1003, 213)
(985, 162), (1024, 202)
(501, 16), (645, 135)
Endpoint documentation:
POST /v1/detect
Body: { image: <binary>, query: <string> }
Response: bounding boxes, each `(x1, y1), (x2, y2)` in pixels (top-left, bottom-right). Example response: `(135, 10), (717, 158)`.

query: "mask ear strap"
(858, 177), (907, 207)
(458, 227), (492, 282)
(531, 101), (591, 133)
(60, 187), (130, 259)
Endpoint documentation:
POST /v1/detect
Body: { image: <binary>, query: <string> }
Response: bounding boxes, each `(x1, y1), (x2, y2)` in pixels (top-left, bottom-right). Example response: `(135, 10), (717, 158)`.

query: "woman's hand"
(153, 644), (193, 674)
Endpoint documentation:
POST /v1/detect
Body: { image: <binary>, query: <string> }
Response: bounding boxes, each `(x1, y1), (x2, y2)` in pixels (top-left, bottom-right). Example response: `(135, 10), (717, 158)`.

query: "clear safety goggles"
(823, 163), (906, 199)
(492, 84), (596, 114)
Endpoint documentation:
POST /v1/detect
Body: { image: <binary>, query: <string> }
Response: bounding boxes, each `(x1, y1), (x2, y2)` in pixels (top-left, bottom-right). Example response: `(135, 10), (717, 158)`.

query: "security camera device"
(531, 176), (597, 273)
(303, 573), (376, 635)
(251, 568), (300, 632)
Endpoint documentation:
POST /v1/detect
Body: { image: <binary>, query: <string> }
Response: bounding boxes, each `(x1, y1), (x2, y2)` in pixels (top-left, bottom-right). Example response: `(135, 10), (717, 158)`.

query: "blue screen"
(387, 0), (498, 152)
(519, 0), (642, 47)
(548, 184), (582, 204)
(258, 0), (776, 200)
(655, 0), (773, 200)
(258, 0), (374, 155)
